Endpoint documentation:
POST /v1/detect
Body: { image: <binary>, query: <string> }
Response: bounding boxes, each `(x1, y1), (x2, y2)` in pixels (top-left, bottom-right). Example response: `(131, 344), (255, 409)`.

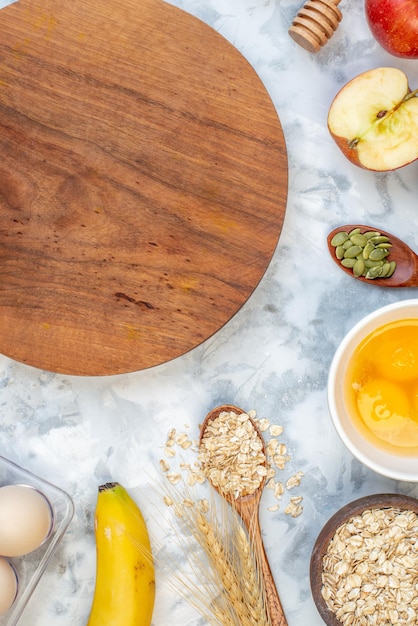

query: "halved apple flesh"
(328, 67), (418, 171)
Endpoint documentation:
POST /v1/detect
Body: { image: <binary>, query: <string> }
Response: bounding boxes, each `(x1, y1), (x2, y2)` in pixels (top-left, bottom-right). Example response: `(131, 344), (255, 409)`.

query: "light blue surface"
(1, 0), (418, 624)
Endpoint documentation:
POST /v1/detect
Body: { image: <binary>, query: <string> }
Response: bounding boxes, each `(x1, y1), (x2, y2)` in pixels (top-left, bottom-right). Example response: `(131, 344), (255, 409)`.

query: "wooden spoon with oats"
(200, 405), (288, 626)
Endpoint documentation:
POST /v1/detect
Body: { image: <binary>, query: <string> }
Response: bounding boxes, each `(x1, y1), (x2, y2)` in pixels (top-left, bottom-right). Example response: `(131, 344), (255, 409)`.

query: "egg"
(356, 378), (418, 447)
(374, 324), (418, 382)
(0, 485), (53, 557)
(345, 318), (418, 455)
(0, 556), (18, 615)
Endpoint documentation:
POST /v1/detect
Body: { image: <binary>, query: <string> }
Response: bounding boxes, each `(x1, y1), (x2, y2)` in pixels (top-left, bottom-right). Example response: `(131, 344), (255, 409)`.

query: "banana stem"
(98, 482), (118, 492)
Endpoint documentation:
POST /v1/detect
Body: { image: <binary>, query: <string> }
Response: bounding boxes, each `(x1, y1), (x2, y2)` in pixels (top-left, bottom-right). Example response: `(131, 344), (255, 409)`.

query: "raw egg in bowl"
(328, 299), (418, 481)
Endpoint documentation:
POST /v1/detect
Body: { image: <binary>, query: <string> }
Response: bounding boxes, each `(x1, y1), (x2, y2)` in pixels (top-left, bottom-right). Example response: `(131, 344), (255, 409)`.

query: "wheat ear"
(196, 513), (247, 620)
(196, 512), (270, 626)
(236, 525), (270, 626)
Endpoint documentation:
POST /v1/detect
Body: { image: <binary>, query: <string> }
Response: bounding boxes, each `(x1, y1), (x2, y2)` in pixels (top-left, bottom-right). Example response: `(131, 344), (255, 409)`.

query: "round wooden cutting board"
(0, 0), (288, 376)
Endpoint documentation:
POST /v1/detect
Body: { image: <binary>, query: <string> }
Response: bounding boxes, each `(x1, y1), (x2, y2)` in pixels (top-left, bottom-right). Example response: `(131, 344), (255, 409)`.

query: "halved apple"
(328, 67), (418, 171)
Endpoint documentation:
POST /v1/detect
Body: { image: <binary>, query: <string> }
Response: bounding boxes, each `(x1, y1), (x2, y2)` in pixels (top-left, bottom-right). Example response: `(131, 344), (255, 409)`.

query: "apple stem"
(388, 88), (418, 117)
(379, 89), (418, 118)
(402, 88), (418, 103)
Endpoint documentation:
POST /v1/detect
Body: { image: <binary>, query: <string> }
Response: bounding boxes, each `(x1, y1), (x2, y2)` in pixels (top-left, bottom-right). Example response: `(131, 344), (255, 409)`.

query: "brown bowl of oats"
(310, 493), (418, 626)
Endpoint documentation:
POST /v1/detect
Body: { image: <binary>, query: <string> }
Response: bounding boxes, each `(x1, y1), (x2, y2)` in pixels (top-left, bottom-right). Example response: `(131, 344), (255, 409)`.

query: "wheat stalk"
(162, 486), (271, 626)
(236, 525), (269, 624)
(196, 512), (256, 626)
(152, 444), (273, 626)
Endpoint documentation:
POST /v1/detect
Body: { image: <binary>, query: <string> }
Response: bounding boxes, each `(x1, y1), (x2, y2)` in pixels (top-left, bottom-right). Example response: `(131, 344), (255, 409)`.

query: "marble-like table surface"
(1, 0), (418, 624)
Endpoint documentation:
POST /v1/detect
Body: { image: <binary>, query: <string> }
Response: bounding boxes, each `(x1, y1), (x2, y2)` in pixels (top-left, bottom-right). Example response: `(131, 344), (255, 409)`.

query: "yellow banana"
(87, 482), (155, 626)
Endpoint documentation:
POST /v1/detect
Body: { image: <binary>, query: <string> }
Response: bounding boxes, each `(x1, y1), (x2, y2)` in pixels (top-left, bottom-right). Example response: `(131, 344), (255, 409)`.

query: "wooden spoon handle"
(253, 525), (288, 626)
(238, 501), (288, 626)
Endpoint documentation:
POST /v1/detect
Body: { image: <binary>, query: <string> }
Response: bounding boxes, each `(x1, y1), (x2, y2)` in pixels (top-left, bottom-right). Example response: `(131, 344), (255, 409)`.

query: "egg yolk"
(356, 378), (416, 446)
(345, 320), (418, 454)
(414, 382), (418, 415)
(374, 329), (418, 382)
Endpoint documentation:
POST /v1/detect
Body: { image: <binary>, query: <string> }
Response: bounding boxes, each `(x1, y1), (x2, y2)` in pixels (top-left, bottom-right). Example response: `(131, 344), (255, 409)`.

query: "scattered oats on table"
(286, 471), (305, 490)
(284, 496), (304, 518)
(159, 408), (305, 517)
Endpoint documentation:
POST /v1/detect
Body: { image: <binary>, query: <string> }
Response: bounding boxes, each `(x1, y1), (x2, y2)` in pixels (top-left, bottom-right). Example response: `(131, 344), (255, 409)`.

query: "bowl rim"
(327, 298), (418, 481)
(310, 493), (418, 626)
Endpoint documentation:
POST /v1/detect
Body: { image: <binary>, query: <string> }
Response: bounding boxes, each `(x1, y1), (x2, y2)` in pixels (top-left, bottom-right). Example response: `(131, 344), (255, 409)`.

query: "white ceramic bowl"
(328, 299), (418, 482)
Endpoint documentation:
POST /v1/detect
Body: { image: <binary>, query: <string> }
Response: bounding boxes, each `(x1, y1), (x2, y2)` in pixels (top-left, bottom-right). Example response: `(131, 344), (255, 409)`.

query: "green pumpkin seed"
(376, 242), (392, 249)
(344, 245), (362, 258)
(341, 258), (356, 268)
(362, 242), (375, 260)
(369, 247), (390, 261)
(353, 259), (365, 277)
(343, 239), (355, 250)
(379, 262), (392, 277)
(387, 261), (397, 277)
(335, 245), (345, 259)
(348, 227), (361, 236)
(365, 266), (384, 279)
(350, 233), (368, 247)
(331, 231), (349, 246)
(364, 231), (381, 239)
(364, 259), (384, 268)
(369, 235), (390, 244)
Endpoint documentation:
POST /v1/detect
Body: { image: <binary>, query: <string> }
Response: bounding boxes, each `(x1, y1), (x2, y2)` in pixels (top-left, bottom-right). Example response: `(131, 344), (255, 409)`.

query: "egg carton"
(0, 455), (74, 626)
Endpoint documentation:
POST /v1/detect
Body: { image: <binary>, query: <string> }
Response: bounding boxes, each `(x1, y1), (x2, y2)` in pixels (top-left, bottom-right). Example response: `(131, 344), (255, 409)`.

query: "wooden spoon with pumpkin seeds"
(327, 225), (418, 287)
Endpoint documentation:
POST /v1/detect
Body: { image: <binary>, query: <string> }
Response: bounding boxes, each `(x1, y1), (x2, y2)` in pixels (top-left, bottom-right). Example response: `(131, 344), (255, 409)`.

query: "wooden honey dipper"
(288, 0), (342, 52)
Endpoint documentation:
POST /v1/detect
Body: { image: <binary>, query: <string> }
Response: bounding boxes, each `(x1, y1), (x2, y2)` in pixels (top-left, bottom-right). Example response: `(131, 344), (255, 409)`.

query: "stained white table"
(1, 0), (418, 624)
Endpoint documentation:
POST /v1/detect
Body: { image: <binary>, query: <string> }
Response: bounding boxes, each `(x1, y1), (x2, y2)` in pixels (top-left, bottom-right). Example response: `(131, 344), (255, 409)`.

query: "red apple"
(365, 0), (418, 58)
(328, 67), (418, 171)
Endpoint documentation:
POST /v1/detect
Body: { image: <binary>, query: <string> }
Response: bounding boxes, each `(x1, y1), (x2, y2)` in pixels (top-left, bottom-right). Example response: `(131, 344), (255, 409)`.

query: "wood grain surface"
(0, 0), (288, 375)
